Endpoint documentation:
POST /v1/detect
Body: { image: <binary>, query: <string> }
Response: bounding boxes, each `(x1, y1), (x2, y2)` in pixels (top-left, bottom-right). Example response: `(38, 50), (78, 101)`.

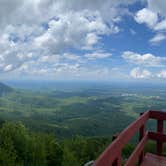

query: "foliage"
(0, 83), (165, 165)
(0, 122), (63, 166)
(0, 121), (114, 166)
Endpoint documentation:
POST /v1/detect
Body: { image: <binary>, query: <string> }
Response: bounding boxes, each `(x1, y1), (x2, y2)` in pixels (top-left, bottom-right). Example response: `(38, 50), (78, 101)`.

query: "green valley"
(0, 81), (165, 165)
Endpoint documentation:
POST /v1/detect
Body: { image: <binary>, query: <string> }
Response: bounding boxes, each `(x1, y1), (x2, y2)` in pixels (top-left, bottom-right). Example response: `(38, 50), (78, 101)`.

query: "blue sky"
(1, 0), (166, 81)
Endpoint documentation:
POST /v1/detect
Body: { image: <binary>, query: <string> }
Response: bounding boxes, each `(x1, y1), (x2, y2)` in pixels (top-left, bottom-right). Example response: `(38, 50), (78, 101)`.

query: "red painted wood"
(141, 153), (166, 166)
(139, 112), (146, 165)
(157, 120), (163, 155)
(149, 110), (166, 120)
(92, 110), (166, 166)
(112, 153), (121, 166)
(148, 132), (166, 143)
(112, 135), (121, 166)
(125, 132), (148, 166)
(93, 111), (150, 166)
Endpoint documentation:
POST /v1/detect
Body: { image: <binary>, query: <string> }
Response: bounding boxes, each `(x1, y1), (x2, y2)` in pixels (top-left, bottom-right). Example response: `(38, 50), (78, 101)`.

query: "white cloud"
(147, 0), (166, 18)
(157, 70), (166, 78)
(3, 64), (13, 72)
(134, 6), (166, 31)
(1, 0), (159, 80)
(129, 68), (166, 80)
(130, 67), (151, 79)
(134, 8), (158, 27)
(33, 11), (120, 55)
(83, 33), (100, 50)
(149, 33), (166, 44)
(63, 53), (81, 61)
(0, 1), (130, 80)
(0, 33), (31, 72)
(16, 61), (117, 80)
(135, 2), (166, 40)
(0, 0), (139, 76)
(148, 70), (166, 79)
(154, 20), (166, 31)
(122, 51), (166, 67)
(84, 51), (112, 60)
(38, 55), (61, 63)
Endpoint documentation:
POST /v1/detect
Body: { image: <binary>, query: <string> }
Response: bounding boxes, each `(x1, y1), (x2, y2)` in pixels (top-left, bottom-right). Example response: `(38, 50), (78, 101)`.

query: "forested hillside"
(0, 121), (114, 166)
(0, 82), (166, 138)
(0, 121), (161, 166)
(0, 82), (165, 165)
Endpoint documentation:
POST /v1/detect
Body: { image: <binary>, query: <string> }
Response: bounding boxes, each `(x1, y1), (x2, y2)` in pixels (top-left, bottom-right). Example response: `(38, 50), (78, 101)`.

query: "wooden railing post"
(92, 111), (150, 166)
(112, 134), (121, 166)
(138, 113), (145, 165)
(112, 156), (121, 166)
(157, 120), (163, 155)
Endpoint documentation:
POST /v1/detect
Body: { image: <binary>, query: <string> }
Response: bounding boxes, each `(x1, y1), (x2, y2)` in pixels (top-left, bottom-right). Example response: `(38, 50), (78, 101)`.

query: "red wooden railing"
(92, 110), (166, 166)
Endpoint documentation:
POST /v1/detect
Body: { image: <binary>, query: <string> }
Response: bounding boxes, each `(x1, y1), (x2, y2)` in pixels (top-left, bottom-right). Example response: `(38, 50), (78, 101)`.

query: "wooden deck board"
(141, 153), (166, 166)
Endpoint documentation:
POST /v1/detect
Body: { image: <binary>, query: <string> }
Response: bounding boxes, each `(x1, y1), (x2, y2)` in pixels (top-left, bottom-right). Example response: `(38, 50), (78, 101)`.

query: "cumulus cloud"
(130, 67), (151, 79)
(3, 0), (166, 80)
(134, 8), (158, 27)
(154, 20), (166, 31)
(134, 6), (166, 31)
(130, 68), (166, 80)
(16, 61), (116, 80)
(149, 33), (166, 44)
(63, 53), (81, 61)
(157, 70), (166, 78)
(134, 1), (166, 43)
(33, 12), (117, 54)
(122, 51), (166, 67)
(147, 0), (166, 18)
(84, 51), (112, 60)
(0, 0), (138, 78)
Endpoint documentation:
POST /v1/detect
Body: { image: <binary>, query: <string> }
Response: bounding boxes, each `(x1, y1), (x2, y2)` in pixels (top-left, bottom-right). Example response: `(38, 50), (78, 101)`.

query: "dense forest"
(0, 121), (161, 166)
(0, 121), (113, 166)
(0, 82), (165, 165)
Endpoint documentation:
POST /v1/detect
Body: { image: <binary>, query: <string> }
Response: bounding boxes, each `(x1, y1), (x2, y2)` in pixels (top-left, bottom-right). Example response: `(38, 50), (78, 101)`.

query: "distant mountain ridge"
(0, 82), (13, 96)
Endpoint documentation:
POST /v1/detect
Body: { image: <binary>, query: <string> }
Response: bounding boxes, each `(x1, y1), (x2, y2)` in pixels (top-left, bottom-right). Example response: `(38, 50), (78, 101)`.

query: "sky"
(1, 0), (166, 81)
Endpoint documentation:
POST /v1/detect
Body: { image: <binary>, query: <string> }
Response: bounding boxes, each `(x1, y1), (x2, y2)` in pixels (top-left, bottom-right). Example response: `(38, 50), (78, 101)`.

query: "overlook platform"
(141, 153), (166, 166)
(92, 110), (166, 166)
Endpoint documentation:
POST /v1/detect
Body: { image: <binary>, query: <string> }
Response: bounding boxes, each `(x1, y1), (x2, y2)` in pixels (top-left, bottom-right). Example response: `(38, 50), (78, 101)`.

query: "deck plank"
(141, 153), (166, 166)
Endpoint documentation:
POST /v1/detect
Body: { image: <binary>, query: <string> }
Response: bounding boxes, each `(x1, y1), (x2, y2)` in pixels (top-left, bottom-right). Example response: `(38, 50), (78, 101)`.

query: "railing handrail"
(92, 110), (166, 166)
(149, 110), (166, 120)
